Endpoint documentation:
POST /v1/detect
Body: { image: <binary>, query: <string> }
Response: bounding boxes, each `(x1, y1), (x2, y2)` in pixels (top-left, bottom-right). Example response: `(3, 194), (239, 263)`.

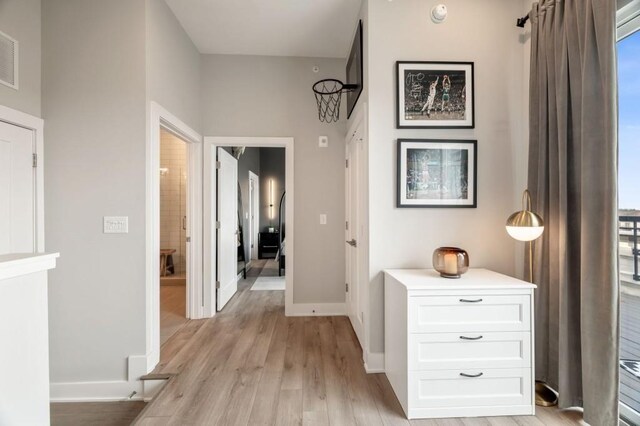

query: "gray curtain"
(528, 0), (619, 424)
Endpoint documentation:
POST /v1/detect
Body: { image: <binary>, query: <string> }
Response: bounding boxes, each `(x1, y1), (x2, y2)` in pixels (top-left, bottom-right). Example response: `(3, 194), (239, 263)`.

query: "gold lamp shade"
(505, 190), (544, 242)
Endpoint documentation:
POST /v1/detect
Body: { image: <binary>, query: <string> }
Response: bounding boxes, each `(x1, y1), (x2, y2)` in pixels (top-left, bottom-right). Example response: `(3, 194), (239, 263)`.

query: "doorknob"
(346, 239), (357, 247)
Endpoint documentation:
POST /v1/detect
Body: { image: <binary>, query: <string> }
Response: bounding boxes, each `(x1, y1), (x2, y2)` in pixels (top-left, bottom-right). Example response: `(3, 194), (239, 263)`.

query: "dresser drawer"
(409, 332), (531, 370)
(408, 368), (532, 410)
(408, 295), (531, 333)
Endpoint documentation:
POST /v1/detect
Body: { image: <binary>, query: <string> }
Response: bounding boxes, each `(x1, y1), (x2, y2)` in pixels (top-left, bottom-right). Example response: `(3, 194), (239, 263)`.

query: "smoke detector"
(431, 4), (448, 23)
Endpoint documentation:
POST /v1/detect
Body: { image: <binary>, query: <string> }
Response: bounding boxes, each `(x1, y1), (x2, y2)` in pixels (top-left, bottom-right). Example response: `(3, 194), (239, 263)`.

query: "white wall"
(42, 0), (204, 397)
(43, 0), (148, 389)
(201, 54), (347, 304)
(146, 0), (201, 133)
(365, 0), (529, 354)
(0, 0), (41, 117)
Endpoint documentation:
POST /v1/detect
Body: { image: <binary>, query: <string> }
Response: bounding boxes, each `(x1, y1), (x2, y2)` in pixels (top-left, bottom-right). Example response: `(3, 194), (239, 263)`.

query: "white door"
(248, 172), (259, 260)
(0, 121), (35, 254)
(217, 148), (239, 311)
(345, 124), (364, 343)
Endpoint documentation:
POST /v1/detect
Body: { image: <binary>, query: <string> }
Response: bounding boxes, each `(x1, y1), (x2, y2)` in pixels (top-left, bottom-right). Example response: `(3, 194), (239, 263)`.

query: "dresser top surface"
(383, 268), (536, 290)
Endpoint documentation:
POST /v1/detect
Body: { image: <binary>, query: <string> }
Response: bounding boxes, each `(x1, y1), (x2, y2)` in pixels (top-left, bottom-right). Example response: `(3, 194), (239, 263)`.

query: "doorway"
(159, 128), (189, 346)
(216, 146), (287, 311)
(147, 102), (203, 372)
(205, 137), (294, 315)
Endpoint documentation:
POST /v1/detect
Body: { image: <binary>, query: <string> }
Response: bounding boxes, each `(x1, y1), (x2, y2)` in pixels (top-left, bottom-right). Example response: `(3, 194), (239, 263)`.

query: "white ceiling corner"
(164, 0), (362, 58)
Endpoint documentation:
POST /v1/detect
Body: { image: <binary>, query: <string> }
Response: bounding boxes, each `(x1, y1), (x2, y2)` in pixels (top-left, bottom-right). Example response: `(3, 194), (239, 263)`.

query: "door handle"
(459, 335), (483, 341)
(346, 239), (357, 247)
(459, 298), (483, 303)
(459, 372), (483, 378)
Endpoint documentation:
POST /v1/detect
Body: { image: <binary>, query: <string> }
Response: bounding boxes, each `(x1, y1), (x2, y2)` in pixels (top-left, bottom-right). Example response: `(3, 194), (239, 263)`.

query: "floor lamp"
(506, 189), (558, 407)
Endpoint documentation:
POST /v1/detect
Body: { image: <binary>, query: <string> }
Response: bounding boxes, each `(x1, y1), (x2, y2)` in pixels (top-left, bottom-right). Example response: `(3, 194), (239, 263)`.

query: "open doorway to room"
(207, 138), (293, 313)
(218, 146), (287, 310)
(159, 128), (189, 347)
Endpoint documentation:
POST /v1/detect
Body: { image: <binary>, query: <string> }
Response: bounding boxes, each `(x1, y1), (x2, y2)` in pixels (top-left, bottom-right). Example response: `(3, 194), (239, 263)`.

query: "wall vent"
(0, 30), (18, 90)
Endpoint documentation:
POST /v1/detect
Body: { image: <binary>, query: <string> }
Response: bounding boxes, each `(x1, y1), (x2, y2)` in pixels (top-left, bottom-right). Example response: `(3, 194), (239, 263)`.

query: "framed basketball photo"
(396, 61), (474, 129)
(397, 139), (477, 208)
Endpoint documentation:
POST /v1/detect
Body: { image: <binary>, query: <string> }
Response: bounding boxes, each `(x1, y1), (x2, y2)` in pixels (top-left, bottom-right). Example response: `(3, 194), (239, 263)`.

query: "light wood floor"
(131, 260), (587, 426)
(160, 285), (188, 346)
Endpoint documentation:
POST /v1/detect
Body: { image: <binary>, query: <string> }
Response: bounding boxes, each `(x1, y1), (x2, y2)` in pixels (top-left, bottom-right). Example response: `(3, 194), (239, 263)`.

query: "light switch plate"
(104, 216), (129, 234)
(319, 214), (327, 225)
(319, 136), (328, 148)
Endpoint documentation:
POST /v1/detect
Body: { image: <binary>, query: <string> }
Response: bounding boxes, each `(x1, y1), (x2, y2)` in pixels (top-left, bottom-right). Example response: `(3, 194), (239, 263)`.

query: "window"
(618, 2), (640, 424)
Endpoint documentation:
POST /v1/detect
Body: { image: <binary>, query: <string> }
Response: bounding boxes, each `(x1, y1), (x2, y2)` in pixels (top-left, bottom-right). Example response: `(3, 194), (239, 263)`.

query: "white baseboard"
(50, 379), (143, 402)
(286, 302), (346, 316)
(50, 353), (152, 402)
(364, 350), (385, 373)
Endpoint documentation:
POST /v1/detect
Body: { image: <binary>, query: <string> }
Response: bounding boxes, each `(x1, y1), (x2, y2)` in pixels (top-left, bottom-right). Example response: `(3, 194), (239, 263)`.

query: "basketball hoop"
(313, 79), (358, 123)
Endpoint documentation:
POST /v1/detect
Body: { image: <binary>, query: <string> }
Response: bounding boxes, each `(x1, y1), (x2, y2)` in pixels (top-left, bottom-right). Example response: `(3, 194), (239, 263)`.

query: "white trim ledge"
(0, 253), (59, 281)
(286, 303), (346, 317)
(364, 350), (385, 373)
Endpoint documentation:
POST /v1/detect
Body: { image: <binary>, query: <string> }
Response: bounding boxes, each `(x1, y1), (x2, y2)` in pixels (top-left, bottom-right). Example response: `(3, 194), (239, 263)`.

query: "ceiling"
(164, 0), (362, 58)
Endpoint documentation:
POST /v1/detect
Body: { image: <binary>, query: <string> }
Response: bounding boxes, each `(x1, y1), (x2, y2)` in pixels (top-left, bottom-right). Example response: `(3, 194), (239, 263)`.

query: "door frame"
(248, 171), (260, 263)
(345, 116), (365, 346)
(204, 137), (294, 315)
(345, 102), (374, 370)
(147, 102), (203, 372)
(0, 104), (44, 252)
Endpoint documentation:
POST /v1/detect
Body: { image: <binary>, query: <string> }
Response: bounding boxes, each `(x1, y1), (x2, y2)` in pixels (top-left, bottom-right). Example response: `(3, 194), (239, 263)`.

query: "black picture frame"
(346, 20), (363, 119)
(397, 139), (477, 208)
(396, 61), (475, 129)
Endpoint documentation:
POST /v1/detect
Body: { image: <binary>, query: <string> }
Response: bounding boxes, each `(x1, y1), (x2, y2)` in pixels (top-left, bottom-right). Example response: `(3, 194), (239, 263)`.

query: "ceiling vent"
(0, 30), (18, 90)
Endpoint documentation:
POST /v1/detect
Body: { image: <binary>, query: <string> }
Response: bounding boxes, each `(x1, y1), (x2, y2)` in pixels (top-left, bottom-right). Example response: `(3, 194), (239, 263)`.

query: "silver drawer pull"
(459, 335), (483, 341)
(459, 298), (483, 303)
(460, 372), (483, 378)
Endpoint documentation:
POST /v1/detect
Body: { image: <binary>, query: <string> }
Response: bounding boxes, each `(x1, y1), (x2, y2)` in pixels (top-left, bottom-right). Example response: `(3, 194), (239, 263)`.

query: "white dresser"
(384, 268), (536, 419)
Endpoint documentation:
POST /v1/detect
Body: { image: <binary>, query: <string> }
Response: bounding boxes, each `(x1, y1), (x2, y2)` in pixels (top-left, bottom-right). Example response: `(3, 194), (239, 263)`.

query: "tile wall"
(160, 129), (187, 277)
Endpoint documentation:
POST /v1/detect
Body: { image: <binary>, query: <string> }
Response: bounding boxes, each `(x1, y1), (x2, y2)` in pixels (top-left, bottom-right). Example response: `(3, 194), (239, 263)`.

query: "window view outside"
(618, 29), (640, 418)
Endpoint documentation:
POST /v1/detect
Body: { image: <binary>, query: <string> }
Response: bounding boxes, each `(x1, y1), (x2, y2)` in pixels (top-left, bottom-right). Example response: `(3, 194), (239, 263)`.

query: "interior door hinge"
(345, 159), (349, 168)
(346, 283), (349, 292)
(215, 221), (221, 229)
(32, 153), (37, 168)
(216, 161), (221, 169)
(346, 221), (349, 231)
(186, 236), (191, 243)
(216, 281), (221, 289)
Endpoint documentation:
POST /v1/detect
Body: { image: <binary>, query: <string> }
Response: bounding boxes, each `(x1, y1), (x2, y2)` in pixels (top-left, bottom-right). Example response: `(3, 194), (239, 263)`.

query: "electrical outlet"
(319, 136), (328, 148)
(104, 216), (129, 233)
(320, 214), (327, 225)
